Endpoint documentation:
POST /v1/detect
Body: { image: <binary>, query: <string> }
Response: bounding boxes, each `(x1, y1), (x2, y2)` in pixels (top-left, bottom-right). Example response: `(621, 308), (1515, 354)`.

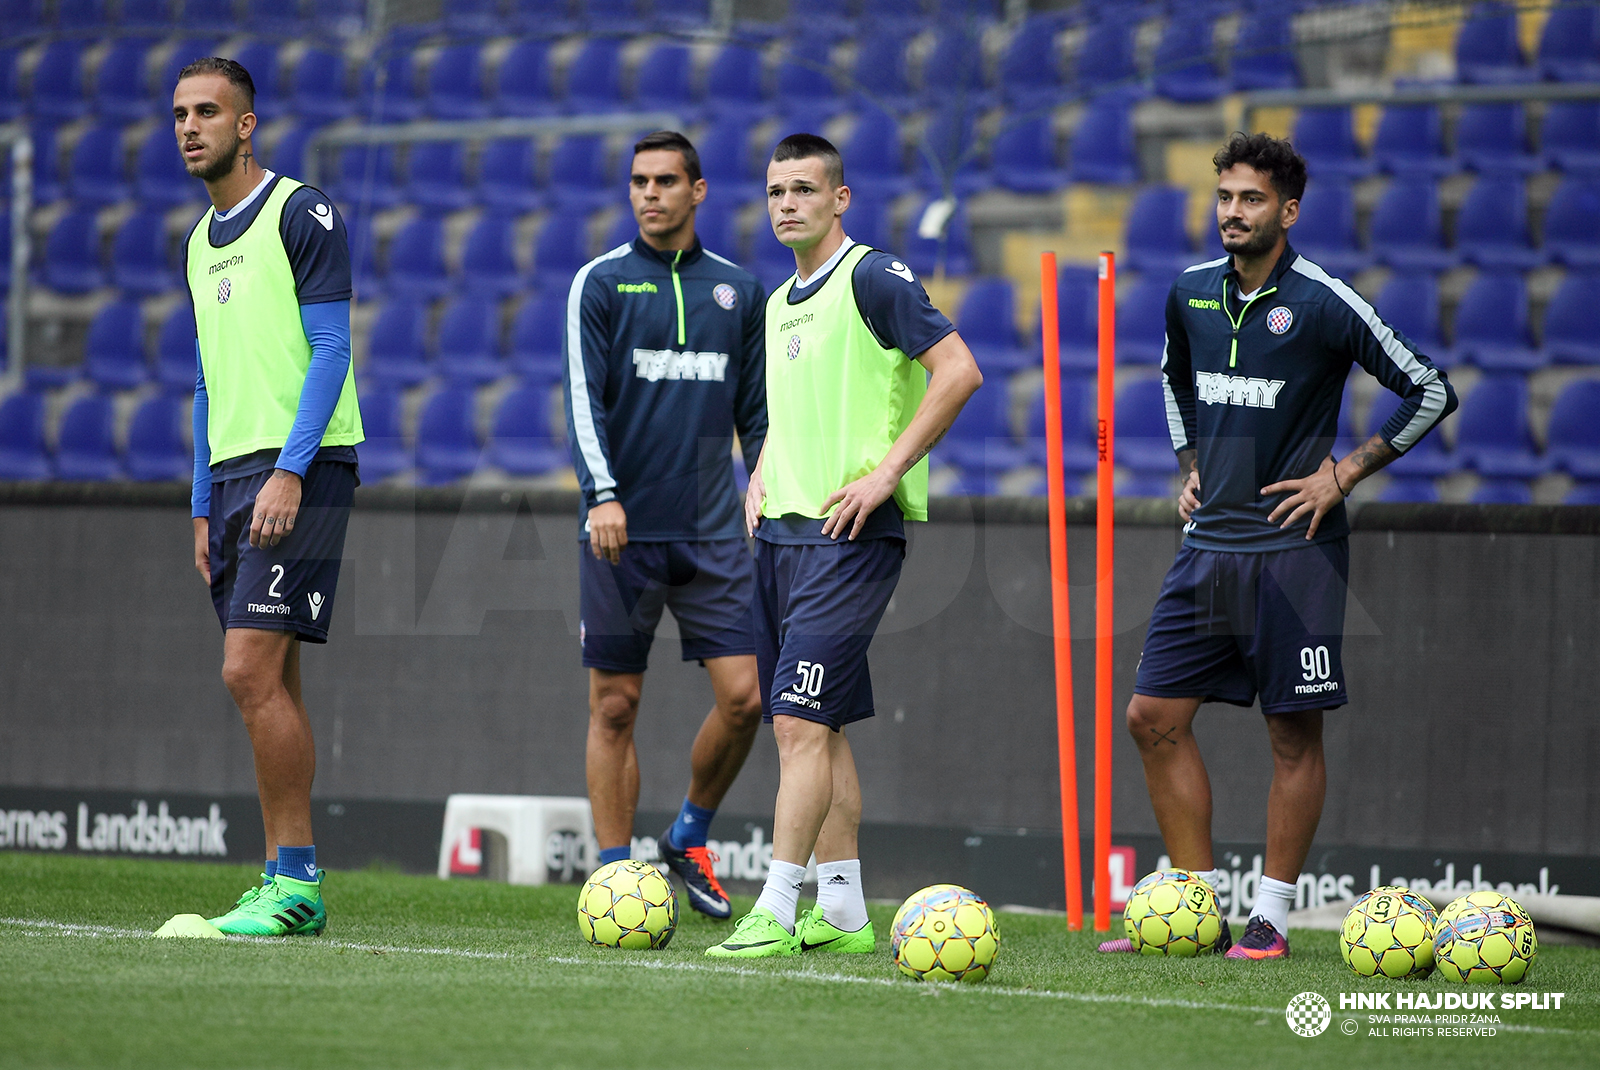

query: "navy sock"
(276, 845), (317, 883)
(599, 846), (631, 866)
(668, 798), (716, 850)
(263, 859), (277, 885)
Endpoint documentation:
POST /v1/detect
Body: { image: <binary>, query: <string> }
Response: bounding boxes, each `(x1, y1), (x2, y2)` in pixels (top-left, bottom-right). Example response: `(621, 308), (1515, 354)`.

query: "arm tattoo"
(1177, 449), (1198, 480)
(1344, 434), (1398, 479)
(909, 427), (948, 468)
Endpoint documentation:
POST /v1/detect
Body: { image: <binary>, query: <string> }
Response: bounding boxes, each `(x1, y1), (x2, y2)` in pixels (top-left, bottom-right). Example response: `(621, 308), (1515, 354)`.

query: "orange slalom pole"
(1094, 251), (1116, 932)
(1039, 252), (1083, 932)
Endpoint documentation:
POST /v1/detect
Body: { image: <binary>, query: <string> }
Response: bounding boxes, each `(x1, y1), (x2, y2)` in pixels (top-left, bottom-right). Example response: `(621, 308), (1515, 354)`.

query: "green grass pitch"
(1, 853), (1593, 1069)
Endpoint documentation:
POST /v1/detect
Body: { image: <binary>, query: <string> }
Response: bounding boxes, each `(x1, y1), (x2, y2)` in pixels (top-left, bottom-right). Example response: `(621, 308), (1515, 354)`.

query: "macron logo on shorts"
(308, 592), (324, 621)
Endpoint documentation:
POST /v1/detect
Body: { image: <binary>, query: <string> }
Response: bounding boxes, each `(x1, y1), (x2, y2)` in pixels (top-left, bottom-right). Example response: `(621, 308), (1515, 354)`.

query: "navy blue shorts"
(579, 538), (756, 673)
(209, 461), (357, 643)
(1134, 539), (1349, 715)
(754, 537), (905, 731)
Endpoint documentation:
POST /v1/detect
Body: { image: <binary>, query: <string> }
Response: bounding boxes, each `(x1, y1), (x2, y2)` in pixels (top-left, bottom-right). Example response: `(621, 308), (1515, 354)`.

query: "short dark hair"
(176, 56), (256, 112)
(1213, 131), (1307, 205)
(771, 132), (844, 188)
(633, 130), (702, 184)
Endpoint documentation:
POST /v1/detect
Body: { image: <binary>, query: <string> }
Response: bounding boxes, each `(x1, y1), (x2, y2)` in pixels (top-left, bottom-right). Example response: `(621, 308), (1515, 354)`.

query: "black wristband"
(1331, 457), (1349, 498)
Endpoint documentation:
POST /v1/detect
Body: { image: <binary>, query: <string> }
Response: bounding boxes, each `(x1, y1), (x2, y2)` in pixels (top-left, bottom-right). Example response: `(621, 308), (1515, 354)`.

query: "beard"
(185, 133), (242, 183)
(1219, 215), (1282, 258)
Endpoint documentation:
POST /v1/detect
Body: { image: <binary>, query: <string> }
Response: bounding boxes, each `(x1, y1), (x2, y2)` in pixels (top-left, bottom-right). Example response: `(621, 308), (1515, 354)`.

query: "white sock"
(1252, 876), (1298, 935)
(1195, 868), (1225, 894)
(752, 860), (807, 933)
(815, 859), (868, 932)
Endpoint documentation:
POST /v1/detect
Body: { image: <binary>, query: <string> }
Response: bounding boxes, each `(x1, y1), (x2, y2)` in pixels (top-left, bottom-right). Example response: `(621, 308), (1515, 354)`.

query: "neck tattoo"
(239, 151), (253, 171)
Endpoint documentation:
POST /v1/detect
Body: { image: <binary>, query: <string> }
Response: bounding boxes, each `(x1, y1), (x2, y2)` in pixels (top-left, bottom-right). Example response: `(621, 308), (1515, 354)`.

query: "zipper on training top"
(671, 249), (686, 346)
(1223, 281), (1278, 368)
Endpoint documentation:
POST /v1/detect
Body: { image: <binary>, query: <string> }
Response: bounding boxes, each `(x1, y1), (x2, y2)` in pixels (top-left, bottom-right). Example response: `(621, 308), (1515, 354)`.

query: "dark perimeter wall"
(2, 490), (1597, 858)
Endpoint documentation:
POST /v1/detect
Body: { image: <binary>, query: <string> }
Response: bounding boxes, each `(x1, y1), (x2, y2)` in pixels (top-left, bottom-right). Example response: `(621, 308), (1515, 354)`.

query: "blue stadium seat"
(0, 211), (8, 298)
(1377, 477), (1439, 503)
(0, 0), (45, 36)
(918, 107), (988, 195)
(654, 0), (709, 32)
(291, 48), (354, 124)
(509, 0), (578, 34)
(55, 0), (104, 27)
(0, 391), (50, 481)
(695, 200), (742, 262)
(460, 216), (522, 298)
(364, 301), (431, 387)
(788, 0), (852, 41)
(697, 118), (754, 189)
(155, 302), (197, 391)
(1470, 477), (1533, 504)
(990, 116), (1065, 195)
(1230, 9), (1299, 91)
(1115, 274), (1173, 366)
(243, 0), (305, 33)
(704, 45), (766, 120)
(939, 382), (1024, 473)
(428, 44), (491, 121)
(1116, 378), (1179, 475)
(354, 386), (409, 482)
(1542, 178), (1600, 268)
(42, 210), (105, 295)
(1543, 101), (1600, 174)
(310, 0), (363, 32)
(479, 138), (543, 212)
(85, 299), (149, 390)
(1371, 105), (1452, 176)
(30, 41), (88, 122)
(384, 216), (450, 300)
(956, 277), (1026, 374)
(604, 209), (637, 252)
(0, 48), (21, 124)
(486, 383), (568, 475)
(1292, 180), (1365, 277)
(55, 393), (121, 481)
(1453, 271), (1540, 370)
(1455, 103), (1539, 174)
(1123, 186), (1195, 276)
(842, 194), (892, 251)
(415, 386), (481, 485)
(1538, 4), (1600, 81)
(852, 35), (914, 114)
(1000, 15), (1065, 108)
(27, 123), (63, 205)
(1567, 480), (1600, 504)
(1454, 374), (1543, 477)
(333, 145), (402, 212)
(584, 0), (645, 32)
(841, 109), (907, 195)
(1153, 13), (1227, 102)
(922, 28), (991, 109)
(406, 142), (473, 214)
(158, 39), (218, 108)
(228, 41), (282, 123)
(859, 0), (926, 36)
(1067, 97), (1138, 184)
(1545, 379), (1600, 479)
(1374, 272), (1447, 363)
(70, 122), (131, 207)
(360, 51), (422, 124)
(495, 40), (556, 117)
(775, 38), (842, 122)
(750, 217), (795, 292)
(902, 199), (974, 276)
(1455, 1), (1534, 84)
(1454, 176), (1541, 270)
(1540, 272), (1600, 364)
(1293, 106), (1371, 179)
(1368, 389), (1454, 477)
(434, 296), (505, 385)
(1025, 372), (1097, 471)
(1050, 266), (1100, 372)
(264, 123), (315, 179)
(1072, 19), (1140, 99)
(1369, 179), (1452, 271)
(565, 39), (623, 114)
(534, 212), (595, 287)
(125, 394), (190, 481)
(111, 211), (176, 295)
(118, 0), (172, 26)
(548, 134), (611, 208)
(95, 40), (155, 122)
(134, 126), (194, 208)
(509, 291), (566, 383)
(444, 0), (500, 37)
(633, 44), (694, 112)
(176, 0), (236, 32)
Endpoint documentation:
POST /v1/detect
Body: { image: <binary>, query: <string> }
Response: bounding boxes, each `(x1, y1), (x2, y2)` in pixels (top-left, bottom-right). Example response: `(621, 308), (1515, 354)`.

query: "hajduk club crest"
(217, 278), (232, 304)
(1266, 305), (1293, 334)
(713, 283), (737, 310)
(787, 334), (802, 360)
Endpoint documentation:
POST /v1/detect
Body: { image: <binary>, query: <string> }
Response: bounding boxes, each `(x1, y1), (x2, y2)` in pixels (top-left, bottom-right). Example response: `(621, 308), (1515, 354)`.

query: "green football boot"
(705, 908), (799, 958)
(796, 906), (875, 953)
(209, 871), (327, 936)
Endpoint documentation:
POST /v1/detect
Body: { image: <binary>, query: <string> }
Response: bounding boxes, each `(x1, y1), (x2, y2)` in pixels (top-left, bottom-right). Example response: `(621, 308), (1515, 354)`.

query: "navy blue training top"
(757, 239), (957, 546)
(563, 235), (768, 541)
(1163, 245), (1458, 551)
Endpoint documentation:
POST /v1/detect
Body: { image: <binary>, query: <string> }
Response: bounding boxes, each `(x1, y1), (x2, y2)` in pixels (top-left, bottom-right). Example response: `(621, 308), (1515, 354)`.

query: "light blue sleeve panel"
(277, 299), (354, 478)
(191, 340), (210, 518)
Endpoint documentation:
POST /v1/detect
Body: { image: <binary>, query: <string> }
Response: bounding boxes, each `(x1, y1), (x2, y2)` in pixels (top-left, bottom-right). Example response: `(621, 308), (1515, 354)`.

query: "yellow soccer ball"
(891, 884), (1000, 983)
(1339, 886), (1438, 979)
(1434, 892), (1536, 984)
(1121, 869), (1223, 956)
(577, 859), (678, 950)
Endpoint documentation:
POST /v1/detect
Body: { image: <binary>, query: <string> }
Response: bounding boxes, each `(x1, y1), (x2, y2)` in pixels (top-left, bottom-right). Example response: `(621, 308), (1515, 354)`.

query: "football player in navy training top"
(563, 131), (767, 919)
(1102, 133), (1458, 959)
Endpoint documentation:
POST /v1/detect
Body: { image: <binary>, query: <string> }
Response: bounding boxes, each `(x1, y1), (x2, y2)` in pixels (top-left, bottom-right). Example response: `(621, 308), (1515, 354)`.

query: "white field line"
(1, 917), (1582, 1035)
